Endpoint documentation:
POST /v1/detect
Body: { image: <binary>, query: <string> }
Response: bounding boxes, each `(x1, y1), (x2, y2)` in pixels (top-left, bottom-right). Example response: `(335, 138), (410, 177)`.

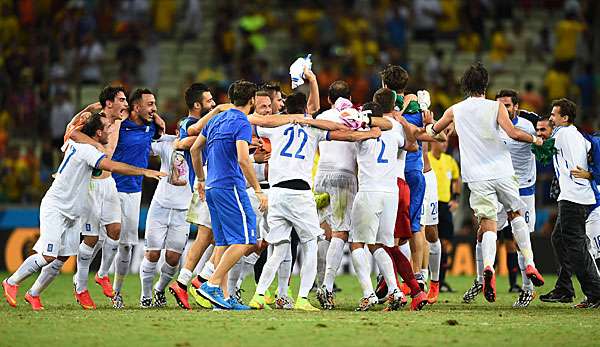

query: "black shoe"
(539, 289), (574, 303)
(574, 297), (600, 308)
(440, 282), (455, 293)
(509, 284), (522, 293)
(333, 283), (342, 293)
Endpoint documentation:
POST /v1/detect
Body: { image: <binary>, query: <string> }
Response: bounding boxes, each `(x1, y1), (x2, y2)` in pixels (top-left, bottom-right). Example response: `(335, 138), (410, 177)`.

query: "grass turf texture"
(1, 273), (598, 347)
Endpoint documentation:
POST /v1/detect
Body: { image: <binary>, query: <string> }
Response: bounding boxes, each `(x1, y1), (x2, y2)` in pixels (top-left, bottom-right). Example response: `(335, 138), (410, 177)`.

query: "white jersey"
(396, 149), (407, 179)
(150, 136), (193, 210)
(500, 116), (537, 188)
(552, 125), (596, 205)
(316, 109), (357, 173)
(356, 118), (405, 193)
(257, 124), (328, 187)
(453, 97), (515, 182)
(43, 140), (106, 219)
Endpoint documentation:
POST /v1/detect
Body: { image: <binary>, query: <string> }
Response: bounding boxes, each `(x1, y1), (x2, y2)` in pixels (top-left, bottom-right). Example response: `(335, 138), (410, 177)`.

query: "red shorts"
(394, 177), (412, 240)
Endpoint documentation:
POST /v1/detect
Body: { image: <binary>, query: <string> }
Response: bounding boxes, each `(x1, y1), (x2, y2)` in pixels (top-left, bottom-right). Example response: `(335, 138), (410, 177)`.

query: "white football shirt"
(500, 116), (537, 188)
(257, 124), (328, 187)
(453, 97), (515, 182)
(356, 118), (406, 193)
(316, 109), (357, 173)
(552, 125), (596, 205)
(151, 137), (193, 210)
(44, 140), (106, 219)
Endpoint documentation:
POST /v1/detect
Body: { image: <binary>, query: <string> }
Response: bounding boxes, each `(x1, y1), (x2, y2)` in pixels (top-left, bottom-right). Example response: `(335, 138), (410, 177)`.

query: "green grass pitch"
(0, 273), (598, 347)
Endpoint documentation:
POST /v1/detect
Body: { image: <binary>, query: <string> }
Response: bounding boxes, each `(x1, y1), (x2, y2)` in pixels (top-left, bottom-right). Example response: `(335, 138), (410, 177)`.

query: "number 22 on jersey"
(280, 126), (308, 159)
(377, 138), (388, 164)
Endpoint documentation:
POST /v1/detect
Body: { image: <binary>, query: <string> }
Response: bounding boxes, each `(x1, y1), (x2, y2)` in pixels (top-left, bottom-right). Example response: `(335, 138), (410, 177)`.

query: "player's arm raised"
(497, 102), (542, 145)
(328, 127), (382, 142)
(428, 106), (454, 138)
(305, 66), (320, 115)
(237, 140), (267, 212)
(173, 135), (198, 150)
(97, 157), (166, 180)
(187, 103), (235, 136)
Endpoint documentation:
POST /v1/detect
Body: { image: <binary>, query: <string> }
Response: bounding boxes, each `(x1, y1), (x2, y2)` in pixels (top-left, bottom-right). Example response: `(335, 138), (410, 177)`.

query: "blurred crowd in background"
(0, 0), (597, 231)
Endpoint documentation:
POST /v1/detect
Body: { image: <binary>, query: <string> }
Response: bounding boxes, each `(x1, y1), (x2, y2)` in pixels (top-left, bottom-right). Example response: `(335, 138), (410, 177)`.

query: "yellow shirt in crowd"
(428, 152), (460, 203)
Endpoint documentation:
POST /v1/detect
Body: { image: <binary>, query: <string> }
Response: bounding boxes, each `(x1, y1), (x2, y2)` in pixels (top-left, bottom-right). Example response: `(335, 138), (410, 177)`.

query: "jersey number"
(377, 138), (388, 163)
(280, 126), (308, 159)
(58, 146), (77, 174)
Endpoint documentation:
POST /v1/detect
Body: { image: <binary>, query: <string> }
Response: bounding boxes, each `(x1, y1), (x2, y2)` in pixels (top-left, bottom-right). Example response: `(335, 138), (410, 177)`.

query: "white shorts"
(314, 169), (357, 232)
(34, 203), (80, 257)
(144, 201), (190, 253)
(247, 187), (269, 239)
(349, 191), (397, 247)
(468, 176), (525, 222)
(82, 177), (121, 238)
(421, 170), (439, 226)
(265, 187), (323, 244)
(496, 193), (535, 232)
(586, 207), (600, 260)
(186, 184), (212, 228)
(118, 191), (142, 245)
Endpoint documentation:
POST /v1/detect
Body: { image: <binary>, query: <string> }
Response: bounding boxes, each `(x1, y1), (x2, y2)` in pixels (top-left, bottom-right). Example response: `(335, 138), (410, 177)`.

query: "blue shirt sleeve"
(235, 119), (252, 143)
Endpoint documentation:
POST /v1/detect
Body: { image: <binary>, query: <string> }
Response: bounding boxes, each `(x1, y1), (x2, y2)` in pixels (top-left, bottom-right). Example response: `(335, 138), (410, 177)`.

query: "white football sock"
(255, 243), (287, 295)
(237, 253), (259, 288)
(323, 237), (345, 291)
(277, 244), (292, 298)
(139, 257), (157, 299)
(113, 244), (132, 293)
(227, 259), (243, 295)
(177, 268), (193, 286)
(155, 262), (177, 292)
(298, 239), (318, 298)
(7, 254), (48, 286)
(316, 238), (330, 287)
(511, 217), (535, 267)
(75, 242), (95, 293)
(193, 244), (214, 275)
(400, 242), (411, 260)
(29, 259), (64, 296)
(97, 237), (119, 278)
(518, 251), (533, 290)
(428, 239), (441, 282)
(373, 248), (399, 293)
(352, 247), (374, 297)
(421, 268), (429, 282)
(481, 232), (497, 270)
(199, 260), (214, 280)
(476, 241), (484, 283)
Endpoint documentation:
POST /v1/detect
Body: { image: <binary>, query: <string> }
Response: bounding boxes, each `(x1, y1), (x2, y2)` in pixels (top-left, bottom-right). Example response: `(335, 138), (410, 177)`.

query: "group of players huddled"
(4, 59), (600, 312)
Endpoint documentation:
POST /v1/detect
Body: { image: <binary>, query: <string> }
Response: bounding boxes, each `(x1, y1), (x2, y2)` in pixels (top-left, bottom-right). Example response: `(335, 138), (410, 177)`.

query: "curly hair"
(379, 65), (409, 92)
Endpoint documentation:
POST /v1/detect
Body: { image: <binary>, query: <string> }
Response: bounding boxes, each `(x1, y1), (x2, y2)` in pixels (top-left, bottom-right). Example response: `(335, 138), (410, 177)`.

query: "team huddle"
(3, 60), (600, 312)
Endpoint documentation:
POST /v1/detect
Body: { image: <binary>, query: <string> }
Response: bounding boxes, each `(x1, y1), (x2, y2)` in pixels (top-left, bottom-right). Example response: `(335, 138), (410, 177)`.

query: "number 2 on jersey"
(280, 126), (308, 159)
(377, 138), (388, 163)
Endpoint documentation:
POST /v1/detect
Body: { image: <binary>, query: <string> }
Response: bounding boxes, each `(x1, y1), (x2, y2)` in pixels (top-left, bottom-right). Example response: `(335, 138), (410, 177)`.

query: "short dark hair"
(255, 90), (271, 98)
(285, 92), (307, 114)
(328, 80), (351, 103)
(460, 62), (489, 96)
(184, 83), (210, 110)
(129, 88), (154, 111)
(495, 89), (519, 105)
(552, 98), (577, 123)
(380, 65), (409, 92)
(373, 88), (395, 113)
(538, 115), (550, 122)
(81, 113), (106, 137)
(99, 86), (126, 108)
(361, 102), (383, 117)
(258, 82), (281, 99)
(228, 80), (257, 107)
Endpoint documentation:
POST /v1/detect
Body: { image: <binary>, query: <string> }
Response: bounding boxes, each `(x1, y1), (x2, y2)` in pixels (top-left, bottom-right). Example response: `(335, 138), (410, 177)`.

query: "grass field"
(0, 273), (598, 347)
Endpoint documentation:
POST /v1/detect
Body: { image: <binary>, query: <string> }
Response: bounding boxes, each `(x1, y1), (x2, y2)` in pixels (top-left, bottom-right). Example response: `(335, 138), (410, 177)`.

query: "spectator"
(413, 0), (442, 43)
(574, 63), (596, 121)
(425, 49), (444, 86)
(456, 24), (481, 54)
(437, 0), (460, 39)
(49, 91), (74, 149)
(543, 64), (572, 102)
(488, 22), (511, 73)
(520, 81), (544, 114)
(553, 10), (586, 72)
(78, 32), (105, 84)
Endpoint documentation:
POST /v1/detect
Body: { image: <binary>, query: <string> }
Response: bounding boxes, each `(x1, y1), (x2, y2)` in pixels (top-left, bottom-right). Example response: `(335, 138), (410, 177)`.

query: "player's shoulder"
(317, 109), (340, 121)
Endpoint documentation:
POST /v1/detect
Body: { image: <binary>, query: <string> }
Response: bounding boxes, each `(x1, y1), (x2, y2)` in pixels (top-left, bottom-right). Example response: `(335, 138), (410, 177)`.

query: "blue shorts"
(405, 170), (425, 233)
(206, 186), (257, 246)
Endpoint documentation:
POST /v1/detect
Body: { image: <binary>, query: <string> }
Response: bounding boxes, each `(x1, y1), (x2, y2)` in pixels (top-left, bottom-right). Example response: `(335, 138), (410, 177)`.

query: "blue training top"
(404, 112), (423, 173)
(179, 116), (208, 191)
(201, 109), (252, 190)
(112, 118), (156, 193)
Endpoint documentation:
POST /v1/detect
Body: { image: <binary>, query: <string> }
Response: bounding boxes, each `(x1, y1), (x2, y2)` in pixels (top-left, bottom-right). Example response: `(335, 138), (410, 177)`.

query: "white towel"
(290, 54), (312, 89)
